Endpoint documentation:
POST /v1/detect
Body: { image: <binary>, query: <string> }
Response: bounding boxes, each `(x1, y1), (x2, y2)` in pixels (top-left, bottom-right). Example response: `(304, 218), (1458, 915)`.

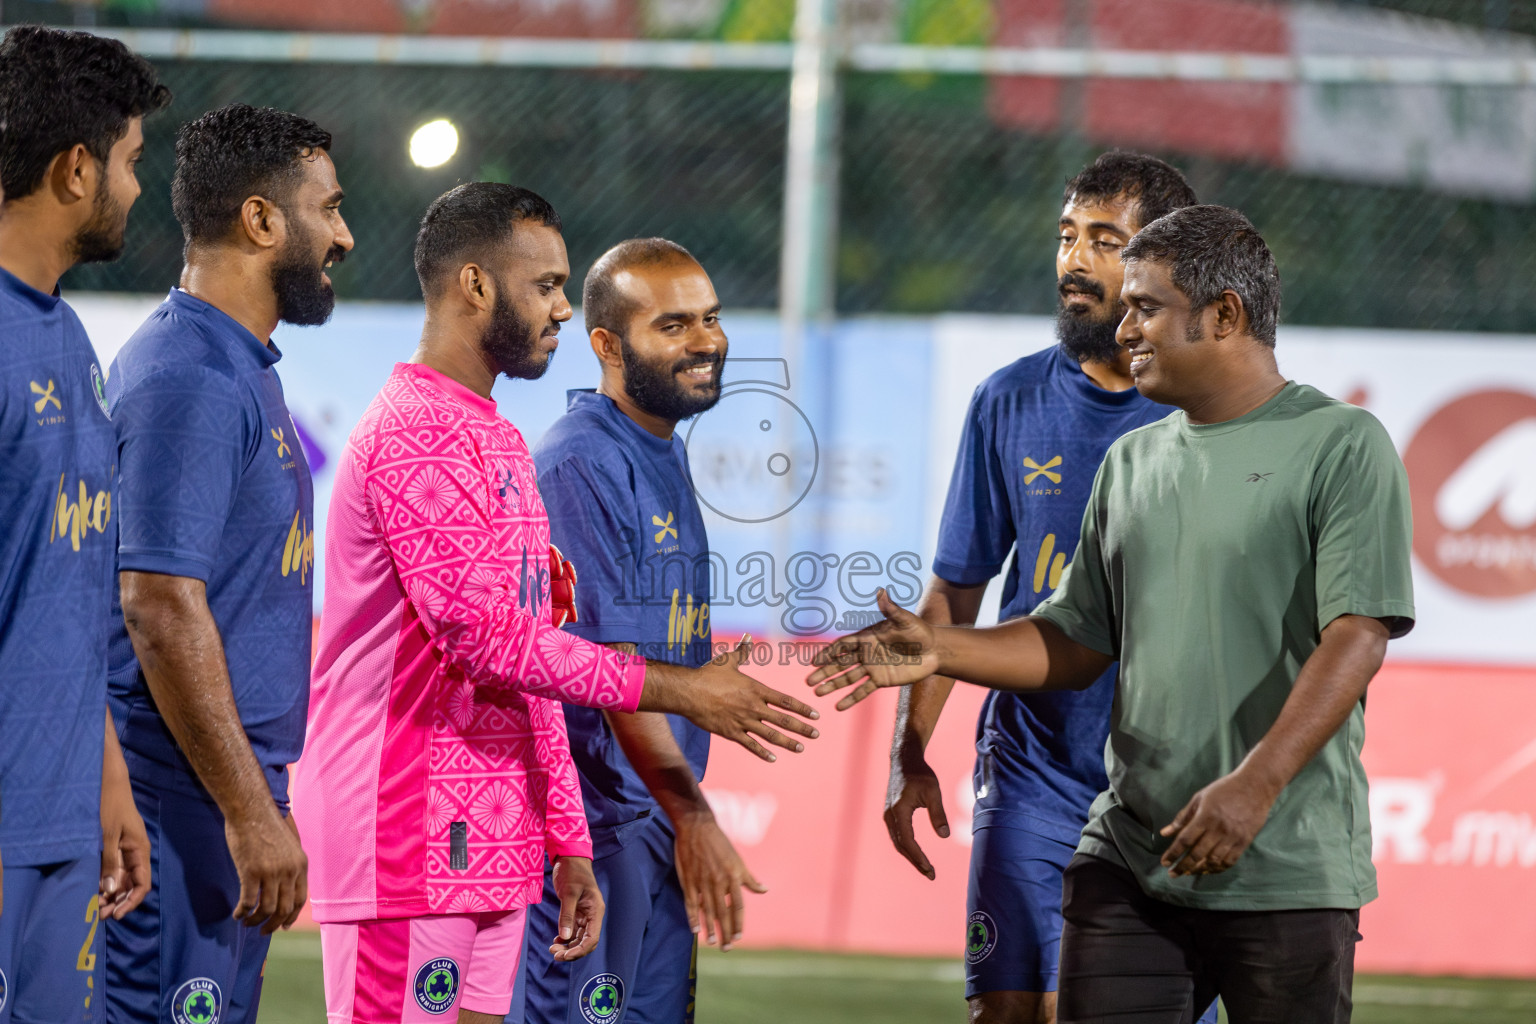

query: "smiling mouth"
(1130, 351), (1153, 373)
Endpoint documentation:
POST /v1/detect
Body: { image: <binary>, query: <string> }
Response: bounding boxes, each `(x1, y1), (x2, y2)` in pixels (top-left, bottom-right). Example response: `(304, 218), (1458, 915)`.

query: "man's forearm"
(1231, 614), (1389, 802)
(893, 578), (986, 755)
(603, 644), (712, 825)
(933, 615), (1112, 693)
(119, 572), (276, 826)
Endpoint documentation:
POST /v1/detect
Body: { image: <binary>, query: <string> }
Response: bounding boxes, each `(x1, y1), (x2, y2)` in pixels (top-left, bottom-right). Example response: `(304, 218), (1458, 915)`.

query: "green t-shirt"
(1034, 382), (1415, 911)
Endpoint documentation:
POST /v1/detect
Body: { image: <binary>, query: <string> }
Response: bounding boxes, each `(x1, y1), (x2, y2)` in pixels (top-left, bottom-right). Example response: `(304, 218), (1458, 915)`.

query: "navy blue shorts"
(509, 814), (695, 1024)
(103, 756), (272, 1024)
(964, 824), (1078, 997)
(0, 856), (103, 1024)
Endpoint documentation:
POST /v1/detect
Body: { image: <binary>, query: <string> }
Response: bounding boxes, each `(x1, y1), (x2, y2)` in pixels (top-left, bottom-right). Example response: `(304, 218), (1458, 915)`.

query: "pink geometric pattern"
(296, 362), (646, 922)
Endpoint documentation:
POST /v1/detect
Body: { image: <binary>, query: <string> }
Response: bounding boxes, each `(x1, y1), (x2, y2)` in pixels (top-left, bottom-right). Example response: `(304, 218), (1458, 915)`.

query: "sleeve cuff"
(1031, 604), (1116, 658)
(1318, 600), (1417, 640)
(115, 549), (214, 583)
(567, 620), (645, 645)
(930, 559), (1000, 586)
(611, 651), (647, 715)
(547, 836), (594, 861)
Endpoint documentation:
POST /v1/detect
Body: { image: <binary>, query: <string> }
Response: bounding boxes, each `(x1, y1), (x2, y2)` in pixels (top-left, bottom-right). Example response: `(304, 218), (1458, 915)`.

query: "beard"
(620, 339), (724, 423)
(483, 291), (554, 381)
(271, 221), (344, 327)
(70, 176), (128, 266)
(1055, 272), (1125, 365)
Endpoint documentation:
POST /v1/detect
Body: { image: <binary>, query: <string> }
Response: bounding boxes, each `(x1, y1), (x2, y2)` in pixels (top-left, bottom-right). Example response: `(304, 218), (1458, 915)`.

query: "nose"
(1061, 233), (1094, 275)
(334, 214), (356, 254)
(552, 290), (573, 323)
(1115, 309), (1139, 350)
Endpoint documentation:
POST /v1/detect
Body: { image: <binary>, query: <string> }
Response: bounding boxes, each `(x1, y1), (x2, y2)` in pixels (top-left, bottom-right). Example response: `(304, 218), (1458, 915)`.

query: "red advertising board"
(698, 649), (1536, 976)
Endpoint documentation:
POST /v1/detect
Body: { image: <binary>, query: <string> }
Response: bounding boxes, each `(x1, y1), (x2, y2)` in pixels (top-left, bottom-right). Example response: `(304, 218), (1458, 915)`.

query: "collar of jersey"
(1051, 344), (1150, 410)
(0, 264), (62, 314)
(397, 361), (500, 421)
(567, 389), (676, 456)
(166, 288), (282, 369)
(1178, 381), (1301, 437)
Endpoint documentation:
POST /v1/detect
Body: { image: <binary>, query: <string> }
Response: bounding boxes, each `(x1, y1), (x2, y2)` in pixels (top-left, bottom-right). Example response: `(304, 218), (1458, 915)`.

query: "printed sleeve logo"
(413, 958), (460, 1015)
(91, 364), (109, 416)
(1023, 455), (1062, 485)
(172, 978), (221, 1024)
(965, 910), (997, 964)
(652, 511), (678, 544)
(580, 973), (625, 1022)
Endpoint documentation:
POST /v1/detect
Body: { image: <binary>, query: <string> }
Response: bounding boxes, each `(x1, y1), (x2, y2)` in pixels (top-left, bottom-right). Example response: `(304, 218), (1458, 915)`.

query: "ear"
(1211, 289), (1246, 341)
(457, 262), (493, 314)
(589, 326), (624, 369)
(238, 195), (284, 251)
(49, 144), (95, 203)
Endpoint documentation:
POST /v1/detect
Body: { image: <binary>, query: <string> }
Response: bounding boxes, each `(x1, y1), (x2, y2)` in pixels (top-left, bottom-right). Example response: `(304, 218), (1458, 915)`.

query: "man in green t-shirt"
(810, 204), (1414, 1023)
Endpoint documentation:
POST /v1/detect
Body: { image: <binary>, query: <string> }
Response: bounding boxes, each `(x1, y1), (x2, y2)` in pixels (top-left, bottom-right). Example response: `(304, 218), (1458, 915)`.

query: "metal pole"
(780, 0), (840, 364)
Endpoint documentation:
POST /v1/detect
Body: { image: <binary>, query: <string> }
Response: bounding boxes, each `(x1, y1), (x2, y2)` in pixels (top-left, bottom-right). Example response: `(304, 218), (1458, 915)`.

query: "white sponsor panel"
(702, 788), (779, 847)
(1289, 4), (1536, 200)
(930, 316), (1536, 664)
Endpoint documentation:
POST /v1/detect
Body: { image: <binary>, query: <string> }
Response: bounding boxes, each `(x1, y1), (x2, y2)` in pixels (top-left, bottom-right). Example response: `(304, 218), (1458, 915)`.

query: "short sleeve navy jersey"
(0, 269), (116, 865)
(933, 345), (1170, 843)
(106, 289), (315, 804)
(533, 391), (712, 847)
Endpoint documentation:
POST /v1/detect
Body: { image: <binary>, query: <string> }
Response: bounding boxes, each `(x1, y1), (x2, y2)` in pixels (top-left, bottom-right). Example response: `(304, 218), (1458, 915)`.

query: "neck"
(180, 248), (280, 345)
(412, 309), (499, 399)
(0, 203), (77, 295)
(597, 375), (676, 439)
(1078, 352), (1136, 392)
(1181, 346), (1287, 425)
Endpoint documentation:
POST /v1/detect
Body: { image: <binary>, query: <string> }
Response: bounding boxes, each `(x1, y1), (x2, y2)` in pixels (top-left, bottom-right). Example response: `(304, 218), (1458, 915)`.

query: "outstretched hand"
(808, 590), (940, 710)
(688, 637), (821, 762)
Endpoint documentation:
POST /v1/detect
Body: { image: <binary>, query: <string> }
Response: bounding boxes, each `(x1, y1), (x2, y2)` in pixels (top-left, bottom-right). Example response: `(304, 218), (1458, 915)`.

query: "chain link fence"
(34, 0), (1536, 334)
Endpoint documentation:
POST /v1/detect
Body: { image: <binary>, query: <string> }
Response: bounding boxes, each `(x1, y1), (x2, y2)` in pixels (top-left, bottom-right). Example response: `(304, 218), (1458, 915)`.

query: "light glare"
(409, 119), (459, 169)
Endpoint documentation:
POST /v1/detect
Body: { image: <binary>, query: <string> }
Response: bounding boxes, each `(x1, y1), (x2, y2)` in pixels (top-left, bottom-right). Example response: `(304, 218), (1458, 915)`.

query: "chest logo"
(270, 427), (292, 460)
(1246, 472), (1273, 483)
(30, 379), (60, 413)
(652, 511), (678, 543)
(1023, 455), (1062, 485)
(497, 467), (521, 509)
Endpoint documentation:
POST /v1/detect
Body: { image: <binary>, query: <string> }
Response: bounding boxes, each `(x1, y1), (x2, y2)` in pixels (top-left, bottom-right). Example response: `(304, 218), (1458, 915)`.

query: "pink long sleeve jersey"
(295, 362), (646, 922)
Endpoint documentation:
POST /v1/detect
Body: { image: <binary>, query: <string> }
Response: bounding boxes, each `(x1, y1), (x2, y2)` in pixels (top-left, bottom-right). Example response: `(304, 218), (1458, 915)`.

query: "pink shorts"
(320, 909), (528, 1023)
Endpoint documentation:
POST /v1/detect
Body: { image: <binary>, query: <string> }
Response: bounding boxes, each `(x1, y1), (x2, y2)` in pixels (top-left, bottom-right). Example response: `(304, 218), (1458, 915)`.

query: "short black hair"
(171, 104), (332, 245)
(0, 25), (170, 200)
(1063, 151), (1198, 231)
(582, 238), (699, 340)
(1122, 204), (1282, 347)
(414, 182), (563, 297)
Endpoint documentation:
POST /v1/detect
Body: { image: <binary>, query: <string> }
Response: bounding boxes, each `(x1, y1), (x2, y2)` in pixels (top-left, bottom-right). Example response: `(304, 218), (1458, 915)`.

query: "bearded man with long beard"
(295, 188), (818, 1024)
(104, 103), (352, 1024)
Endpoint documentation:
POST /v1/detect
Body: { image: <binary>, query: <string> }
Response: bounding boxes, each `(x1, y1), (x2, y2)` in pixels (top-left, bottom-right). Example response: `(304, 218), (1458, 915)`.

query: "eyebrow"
(325, 189), (345, 204)
(1086, 220), (1129, 235)
(651, 310), (698, 325)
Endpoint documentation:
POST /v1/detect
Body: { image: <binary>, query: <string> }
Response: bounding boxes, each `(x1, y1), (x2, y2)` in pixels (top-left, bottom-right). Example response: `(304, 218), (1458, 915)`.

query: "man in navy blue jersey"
(882, 153), (1210, 1024)
(513, 239), (759, 1024)
(0, 26), (168, 1024)
(103, 104), (352, 1024)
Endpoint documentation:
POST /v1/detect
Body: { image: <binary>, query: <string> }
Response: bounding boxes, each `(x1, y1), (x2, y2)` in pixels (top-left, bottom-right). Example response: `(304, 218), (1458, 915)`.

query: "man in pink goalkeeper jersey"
(293, 183), (819, 1024)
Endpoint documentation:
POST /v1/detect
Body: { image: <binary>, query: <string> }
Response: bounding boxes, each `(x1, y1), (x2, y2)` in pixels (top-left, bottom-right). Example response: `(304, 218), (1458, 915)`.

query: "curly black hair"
(1063, 151), (1197, 231)
(171, 103), (333, 244)
(0, 25), (170, 200)
(413, 182), (563, 297)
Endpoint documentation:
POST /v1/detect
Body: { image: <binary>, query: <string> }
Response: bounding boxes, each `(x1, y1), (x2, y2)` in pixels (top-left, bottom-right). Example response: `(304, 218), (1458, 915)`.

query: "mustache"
(542, 322), (561, 338)
(323, 245), (347, 267)
(1058, 272), (1105, 301)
